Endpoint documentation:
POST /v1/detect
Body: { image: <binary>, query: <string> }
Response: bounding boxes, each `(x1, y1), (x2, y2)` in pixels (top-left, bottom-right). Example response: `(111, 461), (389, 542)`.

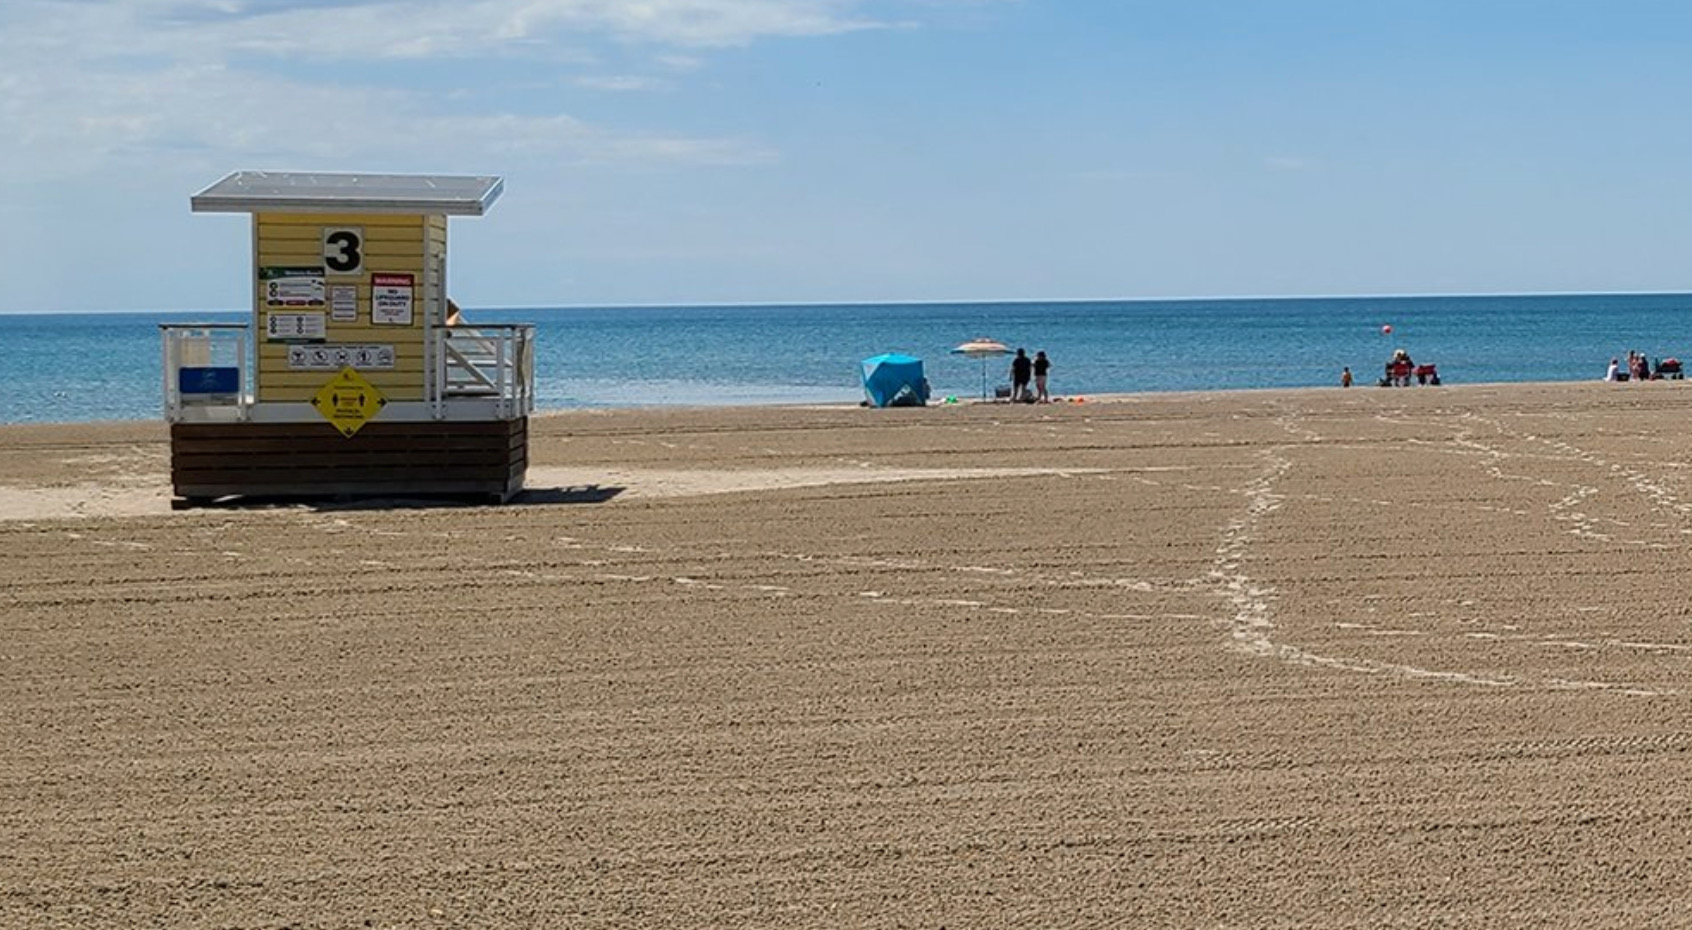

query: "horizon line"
(6, 288), (1690, 316)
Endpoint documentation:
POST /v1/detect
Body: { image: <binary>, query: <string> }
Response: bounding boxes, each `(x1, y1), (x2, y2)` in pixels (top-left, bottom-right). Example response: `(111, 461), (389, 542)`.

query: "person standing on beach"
(1033, 351), (1051, 402)
(1011, 349), (1032, 402)
(1341, 367), (1353, 388)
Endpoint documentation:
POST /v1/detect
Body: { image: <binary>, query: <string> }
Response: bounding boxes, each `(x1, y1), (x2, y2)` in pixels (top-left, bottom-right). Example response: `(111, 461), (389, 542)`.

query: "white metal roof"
(191, 171), (504, 216)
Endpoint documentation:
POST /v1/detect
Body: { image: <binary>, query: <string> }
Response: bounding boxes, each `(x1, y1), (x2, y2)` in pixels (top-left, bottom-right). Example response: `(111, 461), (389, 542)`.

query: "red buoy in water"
(1381, 324), (1393, 335)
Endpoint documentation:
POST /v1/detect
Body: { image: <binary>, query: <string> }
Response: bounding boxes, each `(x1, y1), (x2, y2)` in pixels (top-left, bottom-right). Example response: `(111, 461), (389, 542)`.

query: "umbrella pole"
(980, 359), (988, 400)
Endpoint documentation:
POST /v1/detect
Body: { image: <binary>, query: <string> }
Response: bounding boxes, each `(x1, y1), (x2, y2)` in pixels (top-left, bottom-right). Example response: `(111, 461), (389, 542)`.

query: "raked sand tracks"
(2, 384), (1691, 928)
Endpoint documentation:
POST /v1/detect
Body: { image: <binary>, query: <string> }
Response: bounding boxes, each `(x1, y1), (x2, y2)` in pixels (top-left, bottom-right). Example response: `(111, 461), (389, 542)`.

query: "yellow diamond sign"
(311, 367), (387, 437)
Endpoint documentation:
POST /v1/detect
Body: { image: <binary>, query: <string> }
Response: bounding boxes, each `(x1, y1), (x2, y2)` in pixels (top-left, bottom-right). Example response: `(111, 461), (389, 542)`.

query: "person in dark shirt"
(1010, 349), (1033, 402)
(1033, 351), (1051, 402)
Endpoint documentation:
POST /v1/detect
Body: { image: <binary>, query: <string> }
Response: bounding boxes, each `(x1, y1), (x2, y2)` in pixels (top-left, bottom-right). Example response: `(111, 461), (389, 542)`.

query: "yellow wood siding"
(253, 212), (433, 403)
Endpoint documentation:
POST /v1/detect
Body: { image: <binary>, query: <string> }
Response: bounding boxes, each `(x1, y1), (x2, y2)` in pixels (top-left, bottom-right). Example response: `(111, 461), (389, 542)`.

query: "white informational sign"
(322, 227), (364, 276)
(288, 344), (396, 371)
(265, 311), (328, 343)
(261, 267), (326, 308)
(329, 284), (359, 322)
(370, 272), (415, 325)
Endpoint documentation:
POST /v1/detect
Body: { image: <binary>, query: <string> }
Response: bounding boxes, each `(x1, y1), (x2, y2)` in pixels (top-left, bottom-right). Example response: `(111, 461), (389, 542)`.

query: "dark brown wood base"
(170, 418), (527, 506)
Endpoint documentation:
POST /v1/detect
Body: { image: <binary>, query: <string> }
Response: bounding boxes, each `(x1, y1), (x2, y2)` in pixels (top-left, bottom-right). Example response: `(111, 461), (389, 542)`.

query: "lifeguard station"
(161, 171), (534, 508)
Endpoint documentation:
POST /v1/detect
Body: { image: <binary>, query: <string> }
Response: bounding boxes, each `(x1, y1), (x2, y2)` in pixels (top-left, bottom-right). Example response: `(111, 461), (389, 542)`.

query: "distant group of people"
(1010, 348), (1051, 402)
(1348, 348), (1438, 387)
(1606, 351), (1682, 382)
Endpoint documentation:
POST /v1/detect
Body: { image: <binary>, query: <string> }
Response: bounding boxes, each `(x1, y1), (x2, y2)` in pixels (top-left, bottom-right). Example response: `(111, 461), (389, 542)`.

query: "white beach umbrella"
(951, 338), (1010, 399)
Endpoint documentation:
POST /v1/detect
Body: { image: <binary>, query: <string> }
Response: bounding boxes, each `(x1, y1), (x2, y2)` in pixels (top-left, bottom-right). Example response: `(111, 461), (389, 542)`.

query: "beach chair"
(1389, 359), (1413, 387)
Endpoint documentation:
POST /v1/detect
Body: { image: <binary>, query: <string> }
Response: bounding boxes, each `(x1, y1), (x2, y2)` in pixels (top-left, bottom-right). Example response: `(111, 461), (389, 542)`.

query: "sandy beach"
(4, 382), (1691, 928)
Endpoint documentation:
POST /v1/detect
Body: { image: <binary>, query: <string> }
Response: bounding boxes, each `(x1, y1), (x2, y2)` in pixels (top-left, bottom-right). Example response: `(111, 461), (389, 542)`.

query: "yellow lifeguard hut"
(161, 171), (534, 508)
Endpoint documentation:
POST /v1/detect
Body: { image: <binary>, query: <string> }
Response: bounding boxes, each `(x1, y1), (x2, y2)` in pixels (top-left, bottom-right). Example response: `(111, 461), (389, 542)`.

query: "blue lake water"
(1, 294), (1687, 423)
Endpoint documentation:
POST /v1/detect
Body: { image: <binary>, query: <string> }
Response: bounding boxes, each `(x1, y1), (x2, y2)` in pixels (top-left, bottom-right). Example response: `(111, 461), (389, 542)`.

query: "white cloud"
(655, 54), (708, 71)
(486, 0), (881, 47)
(572, 75), (669, 92)
(0, 0), (877, 179)
(111, 0), (884, 59)
(448, 113), (779, 165)
(0, 59), (773, 177)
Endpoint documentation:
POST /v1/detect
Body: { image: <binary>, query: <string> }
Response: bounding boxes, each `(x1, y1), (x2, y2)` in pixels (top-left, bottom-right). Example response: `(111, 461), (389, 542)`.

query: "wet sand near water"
(3, 382), (1691, 927)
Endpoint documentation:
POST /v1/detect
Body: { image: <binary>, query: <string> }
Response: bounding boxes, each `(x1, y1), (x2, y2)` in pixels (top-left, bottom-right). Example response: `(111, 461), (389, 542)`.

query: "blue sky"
(4, 0), (1692, 313)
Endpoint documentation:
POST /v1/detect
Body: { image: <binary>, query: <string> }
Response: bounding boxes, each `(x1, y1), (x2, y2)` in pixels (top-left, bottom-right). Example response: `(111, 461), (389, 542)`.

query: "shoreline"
(0, 374), (1648, 431)
(7, 292), (1683, 426)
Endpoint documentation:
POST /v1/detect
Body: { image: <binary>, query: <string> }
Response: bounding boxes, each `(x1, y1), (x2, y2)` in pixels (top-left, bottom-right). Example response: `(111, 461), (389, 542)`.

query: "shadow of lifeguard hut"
(161, 171), (534, 508)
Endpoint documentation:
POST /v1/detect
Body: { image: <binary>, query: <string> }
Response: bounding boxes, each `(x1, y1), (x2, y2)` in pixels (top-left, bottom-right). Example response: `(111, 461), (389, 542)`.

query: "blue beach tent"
(861, 353), (931, 407)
